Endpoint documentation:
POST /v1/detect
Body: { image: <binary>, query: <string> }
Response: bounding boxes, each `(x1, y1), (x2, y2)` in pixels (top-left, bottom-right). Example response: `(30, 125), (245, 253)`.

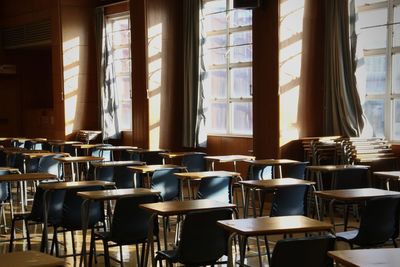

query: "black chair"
(91, 144), (112, 161)
(270, 235), (335, 267)
(37, 154), (64, 178)
(181, 152), (207, 172)
(90, 194), (160, 267)
(0, 170), (12, 233)
(155, 208), (233, 266)
(151, 168), (182, 201)
(52, 185), (104, 260)
(269, 184), (309, 217)
(247, 164), (273, 180)
(114, 166), (138, 188)
(63, 144), (77, 156)
(336, 196), (400, 248)
(333, 168), (369, 189)
(141, 151), (164, 165)
(197, 176), (233, 203)
(9, 181), (65, 252)
(282, 162), (308, 179)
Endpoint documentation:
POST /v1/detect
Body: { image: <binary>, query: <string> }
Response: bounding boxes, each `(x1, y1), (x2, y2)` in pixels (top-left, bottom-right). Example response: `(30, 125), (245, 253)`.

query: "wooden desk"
(140, 199), (237, 267)
(71, 143), (105, 156)
(91, 160), (145, 168)
(239, 178), (317, 218)
(54, 156), (104, 181)
(315, 188), (400, 232)
(245, 159), (302, 178)
(0, 250), (65, 267)
(159, 151), (205, 165)
(47, 140), (82, 153)
(127, 164), (182, 174)
(39, 180), (115, 253)
(374, 171), (400, 190)
(78, 188), (160, 267)
(306, 164), (370, 190)
(218, 215), (333, 267)
(328, 248), (400, 267)
(0, 167), (19, 172)
(98, 146), (138, 160)
(205, 155), (255, 172)
(0, 173), (57, 211)
(175, 171), (241, 200)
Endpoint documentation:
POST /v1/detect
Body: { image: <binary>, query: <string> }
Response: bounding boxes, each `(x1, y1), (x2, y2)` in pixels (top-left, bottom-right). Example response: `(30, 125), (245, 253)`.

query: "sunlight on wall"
(279, 0), (305, 146)
(62, 37), (80, 136)
(148, 23), (163, 149)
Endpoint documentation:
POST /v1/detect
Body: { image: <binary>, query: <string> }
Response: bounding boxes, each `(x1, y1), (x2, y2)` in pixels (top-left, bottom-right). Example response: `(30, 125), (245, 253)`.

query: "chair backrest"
(114, 166), (136, 188)
(29, 182), (66, 225)
(196, 176), (233, 203)
(93, 166), (114, 183)
(141, 151), (164, 165)
(110, 194), (160, 244)
(352, 196), (400, 247)
(281, 162), (308, 179)
(333, 168), (369, 189)
(60, 186), (103, 230)
(181, 153), (207, 172)
(270, 235), (335, 267)
(63, 144), (77, 156)
(247, 165), (272, 180)
(0, 170), (10, 202)
(270, 184), (309, 217)
(38, 154), (63, 177)
(151, 168), (181, 201)
(13, 153), (39, 173)
(91, 144), (112, 161)
(0, 151), (7, 167)
(176, 209), (233, 265)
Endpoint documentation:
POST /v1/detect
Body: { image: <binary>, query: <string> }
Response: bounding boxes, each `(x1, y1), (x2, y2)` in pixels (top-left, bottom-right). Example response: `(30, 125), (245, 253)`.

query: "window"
(356, 0), (400, 140)
(106, 15), (132, 130)
(201, 0), (253, 136)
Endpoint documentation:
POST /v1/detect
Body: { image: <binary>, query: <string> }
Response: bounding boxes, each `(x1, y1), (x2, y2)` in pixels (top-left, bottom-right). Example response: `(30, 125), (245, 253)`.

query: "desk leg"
(329, 199), (336, 234)
(277, 165), (282, 178)
(311, 185), (321, 220)
(80, 199), (91, 267)
(227, 233), (237, 267)
(42, 190), (51, 253)
(145, 213), (157, 267)
(188, 180), (193, 199)
(243, 188), (250, 218)
(162, 216), (168, 250)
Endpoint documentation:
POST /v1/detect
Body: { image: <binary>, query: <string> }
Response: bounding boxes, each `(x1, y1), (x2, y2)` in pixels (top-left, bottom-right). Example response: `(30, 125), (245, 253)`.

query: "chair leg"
(71, 230), (77, 262)
(102, 239), (111, 267)
(393, 238), (398, 248)
(140, 242), (146, 267)
(8, 218), (16, 252)
(119, 245), (124, 267)
(89, 232), (96, 267)
(135, 244), (140, 266)
(24, 219), (31, 250)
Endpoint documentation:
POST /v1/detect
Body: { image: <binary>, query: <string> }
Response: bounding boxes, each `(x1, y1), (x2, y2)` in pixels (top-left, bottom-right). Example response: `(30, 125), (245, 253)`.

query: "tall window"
(356, 0), (400, 140)
(201, 0), (253, 136)
(106, 14), (132, 130)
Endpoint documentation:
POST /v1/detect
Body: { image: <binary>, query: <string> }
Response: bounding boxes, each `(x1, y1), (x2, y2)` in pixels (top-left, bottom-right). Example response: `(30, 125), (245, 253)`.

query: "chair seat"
(336, 230), (359, 242)
(156, 249), (178, 262)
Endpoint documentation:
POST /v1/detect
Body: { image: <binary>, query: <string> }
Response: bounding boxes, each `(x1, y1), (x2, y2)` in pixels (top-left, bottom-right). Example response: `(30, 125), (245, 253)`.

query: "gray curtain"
(183, 0), (206, 147)
(95, 7), (121, 140)
(323, 0), (365, 136)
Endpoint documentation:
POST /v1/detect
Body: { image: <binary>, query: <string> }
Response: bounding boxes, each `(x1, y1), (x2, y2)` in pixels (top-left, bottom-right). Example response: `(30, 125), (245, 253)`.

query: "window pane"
(232, 102), (253, 135)
(113, 48), (130, 60)
(230, 9), (252, 27)
(394, 5), (400, 47)
(365, 55), (386, 95)
(360, 26), (387, 50)
(230, 31), (252, 63)
(209, 102), (227, 132)
(204, 47), (227, 65)
(231, 67), (252, 98)
(112, 18), (129, 31)
(393, 54), (400, 94)
(116, 76), (131, 98)
(112, 31), (130, 46)
(394, 99), (400, 140)
(363, 99), (385, 137)
(205, 70), (227, 98)
(114, 59), (131, 74)
(203, 0), (227, 32)
(358, 7), (387, 28)
(206, 34), (227, 49)
(119, 101), (132, 130)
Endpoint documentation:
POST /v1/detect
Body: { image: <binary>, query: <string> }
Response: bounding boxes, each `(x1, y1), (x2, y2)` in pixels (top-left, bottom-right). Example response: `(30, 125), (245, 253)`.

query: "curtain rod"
(99, 0), (129, 8)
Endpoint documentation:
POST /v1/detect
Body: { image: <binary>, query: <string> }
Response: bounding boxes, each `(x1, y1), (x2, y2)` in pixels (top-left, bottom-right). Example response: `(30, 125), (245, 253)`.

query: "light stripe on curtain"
(323, 0), (365, 136)
(95, 7), (121, 140)
(183, 0), (206, 147)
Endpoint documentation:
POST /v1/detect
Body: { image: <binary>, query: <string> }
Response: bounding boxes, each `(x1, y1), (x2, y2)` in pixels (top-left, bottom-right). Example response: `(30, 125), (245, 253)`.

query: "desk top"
(159, 151), (205, 159)
(315, 188), (400, 201)
(306, 165), (370, 172)
(128, 164), (185, 173)
(98, 146), (138, 151)
(91, 160), (145, 167)
(0, 251), (65, 267)
(77, 188), (160, 201)
(72, 143), (104, 149)
(47, 140), (82, 146)
(244, 159), (301, 166)
(218, 215), (332, 236)
(175, 171), (240, 180)
(0, 167), (19, 172)
(328, 248), (400, 267)
(239, 178), (315, 189)
(54, 156), (104, 163)
(140, 199), (236, 216)
(39, 180), (115, 190)
(0, 172), (57, 182)
(205, 155), (255, 162)
(374, 171), (400, 179)
(22, 152), (57, 159)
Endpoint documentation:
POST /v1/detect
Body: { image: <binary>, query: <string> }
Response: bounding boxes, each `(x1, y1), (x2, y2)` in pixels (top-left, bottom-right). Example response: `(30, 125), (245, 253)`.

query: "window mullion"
(386, 0), (394, 139)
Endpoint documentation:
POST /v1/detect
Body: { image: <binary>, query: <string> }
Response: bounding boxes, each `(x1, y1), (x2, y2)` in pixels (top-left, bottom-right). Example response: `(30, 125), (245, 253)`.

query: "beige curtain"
(323, 0), (365, 136)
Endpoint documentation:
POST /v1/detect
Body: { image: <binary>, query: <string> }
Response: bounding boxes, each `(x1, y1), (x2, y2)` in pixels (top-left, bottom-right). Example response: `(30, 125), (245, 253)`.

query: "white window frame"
(201, 0), (253, 137)
(358, 0), (400, 141)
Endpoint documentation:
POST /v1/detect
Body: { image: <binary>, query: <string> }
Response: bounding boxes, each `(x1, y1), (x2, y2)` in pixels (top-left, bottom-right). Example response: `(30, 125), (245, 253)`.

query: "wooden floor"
(0, 198), (394, 267)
